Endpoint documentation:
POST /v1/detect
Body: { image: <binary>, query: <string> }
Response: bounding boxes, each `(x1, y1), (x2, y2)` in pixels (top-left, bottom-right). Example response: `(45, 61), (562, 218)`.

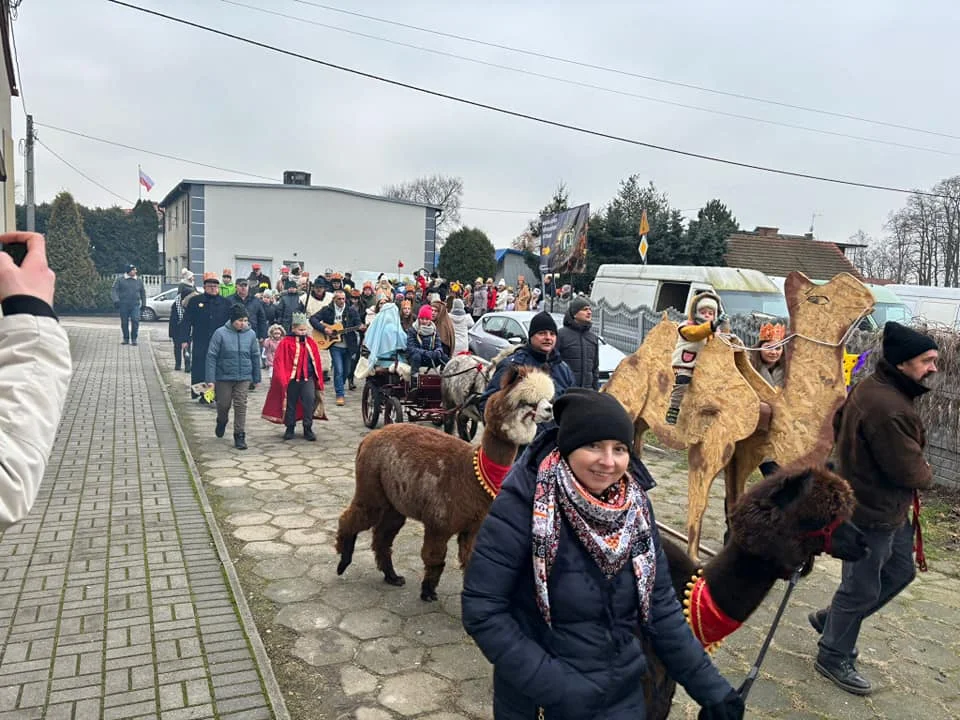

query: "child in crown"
(750, 322), (787, 476)
(262, 312), (326, 440)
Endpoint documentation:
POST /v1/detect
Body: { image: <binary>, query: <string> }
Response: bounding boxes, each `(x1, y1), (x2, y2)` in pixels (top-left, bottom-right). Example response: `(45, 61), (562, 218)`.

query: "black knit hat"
(883, 321), (937, 366)
(528, 311), (558, 337)
(554, 389), (634, 458)
(230, 304), (249, 322)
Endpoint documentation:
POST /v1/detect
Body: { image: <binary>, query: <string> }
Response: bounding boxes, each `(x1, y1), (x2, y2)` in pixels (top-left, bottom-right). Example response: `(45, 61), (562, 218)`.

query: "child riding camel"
(665, 291), (727, 425)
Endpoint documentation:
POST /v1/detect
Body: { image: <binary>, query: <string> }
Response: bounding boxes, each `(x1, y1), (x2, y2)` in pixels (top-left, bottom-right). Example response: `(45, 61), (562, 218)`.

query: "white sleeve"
(0, 316), (72, 529)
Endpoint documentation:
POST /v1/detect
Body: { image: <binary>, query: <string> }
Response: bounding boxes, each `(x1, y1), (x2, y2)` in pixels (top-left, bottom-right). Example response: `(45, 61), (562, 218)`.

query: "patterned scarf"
(532, 449), (656, 627)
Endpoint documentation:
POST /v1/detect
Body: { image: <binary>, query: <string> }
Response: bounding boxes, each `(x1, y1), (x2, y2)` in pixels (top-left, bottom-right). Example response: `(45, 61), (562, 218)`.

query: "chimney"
(754, 226), (779, 237)
(283, 170), (312, 186)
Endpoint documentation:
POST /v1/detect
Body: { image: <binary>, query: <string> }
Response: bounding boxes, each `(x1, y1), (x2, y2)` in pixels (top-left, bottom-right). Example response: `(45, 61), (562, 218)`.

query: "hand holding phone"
(0, 232), (56, 305)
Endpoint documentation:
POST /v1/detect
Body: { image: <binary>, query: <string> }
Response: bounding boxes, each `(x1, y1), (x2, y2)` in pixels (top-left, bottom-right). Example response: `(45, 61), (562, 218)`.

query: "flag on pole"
(138, 167), (155, 192)
(638, 209), (650, 263)
(397, 259), (405, 269)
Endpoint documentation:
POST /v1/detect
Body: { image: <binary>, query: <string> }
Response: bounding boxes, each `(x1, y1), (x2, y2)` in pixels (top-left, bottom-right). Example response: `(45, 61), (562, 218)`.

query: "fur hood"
(686, 290), (723, 323)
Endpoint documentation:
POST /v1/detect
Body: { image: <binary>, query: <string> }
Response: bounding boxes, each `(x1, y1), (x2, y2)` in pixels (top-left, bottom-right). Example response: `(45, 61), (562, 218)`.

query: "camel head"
(728, 463), (868, 573)
(784, 272), (875, 345)
(485, 365), (555, 445)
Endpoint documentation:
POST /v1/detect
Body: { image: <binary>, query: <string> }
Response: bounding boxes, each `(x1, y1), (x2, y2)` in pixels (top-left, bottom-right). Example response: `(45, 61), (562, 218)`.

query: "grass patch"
(920, 485), (960, 563)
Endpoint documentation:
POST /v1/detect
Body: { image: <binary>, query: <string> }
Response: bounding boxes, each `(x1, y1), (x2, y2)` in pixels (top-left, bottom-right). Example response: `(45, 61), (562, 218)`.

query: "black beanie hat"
(555, 389), (634, 458)
(528, 311), (558, 337)
(882, 321), (937, 366)
(230, 304), (249, 322)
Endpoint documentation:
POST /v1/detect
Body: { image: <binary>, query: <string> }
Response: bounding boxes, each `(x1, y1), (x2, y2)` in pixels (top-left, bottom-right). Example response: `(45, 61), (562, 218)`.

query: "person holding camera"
(0, 231), (72, 529)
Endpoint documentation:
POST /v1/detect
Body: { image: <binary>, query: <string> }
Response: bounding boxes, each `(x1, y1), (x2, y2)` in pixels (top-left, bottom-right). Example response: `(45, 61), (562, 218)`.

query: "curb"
(148, 337), (292, 720)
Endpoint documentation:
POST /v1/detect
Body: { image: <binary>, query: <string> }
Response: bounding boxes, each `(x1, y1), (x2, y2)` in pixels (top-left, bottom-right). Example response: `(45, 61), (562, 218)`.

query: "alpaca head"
(729, 463), (868, 573)
(485, 365), (555, 445)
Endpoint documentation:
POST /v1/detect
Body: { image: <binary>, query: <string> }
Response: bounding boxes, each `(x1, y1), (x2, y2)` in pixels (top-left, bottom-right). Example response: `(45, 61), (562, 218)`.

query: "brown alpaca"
(642, 464), (868, 720)
(336, 365), (555, 601)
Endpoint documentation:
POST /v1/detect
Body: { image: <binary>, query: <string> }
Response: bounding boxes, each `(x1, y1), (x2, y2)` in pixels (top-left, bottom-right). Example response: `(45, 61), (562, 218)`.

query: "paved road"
(4, 316), (956, 719)
(0, 322), (281, 720)
(147, 319), (960, 720)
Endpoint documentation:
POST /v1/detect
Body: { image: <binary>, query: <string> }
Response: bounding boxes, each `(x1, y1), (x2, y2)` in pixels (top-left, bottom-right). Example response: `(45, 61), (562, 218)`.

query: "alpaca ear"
(500, 364), (522, 389)
(771, 470), (814, 510)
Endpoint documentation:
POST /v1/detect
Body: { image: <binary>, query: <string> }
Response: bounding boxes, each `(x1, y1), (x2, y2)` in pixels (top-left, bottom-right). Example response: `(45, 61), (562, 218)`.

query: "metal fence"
(102, 274), (165, 297)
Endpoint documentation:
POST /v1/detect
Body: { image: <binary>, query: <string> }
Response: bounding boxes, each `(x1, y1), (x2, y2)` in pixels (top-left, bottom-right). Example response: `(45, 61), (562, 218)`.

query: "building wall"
(197, 185), (432, 279)
(0, 40), (13, 233)
(163, 190), (190, 280)
(496, 253), (529, 289)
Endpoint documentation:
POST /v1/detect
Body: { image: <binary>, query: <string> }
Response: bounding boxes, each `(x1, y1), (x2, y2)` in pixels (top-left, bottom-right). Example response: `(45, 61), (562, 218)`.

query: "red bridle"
(802, 516), (846, 555)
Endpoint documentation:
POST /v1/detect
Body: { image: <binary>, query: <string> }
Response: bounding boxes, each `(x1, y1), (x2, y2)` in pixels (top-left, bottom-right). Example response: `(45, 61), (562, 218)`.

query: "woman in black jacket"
(462, 390), (744, 720)
(168, 286), (193, 371)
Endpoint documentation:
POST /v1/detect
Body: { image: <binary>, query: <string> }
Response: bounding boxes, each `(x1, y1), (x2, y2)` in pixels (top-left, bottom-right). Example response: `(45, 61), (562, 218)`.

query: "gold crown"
(759, 323), (786, 342)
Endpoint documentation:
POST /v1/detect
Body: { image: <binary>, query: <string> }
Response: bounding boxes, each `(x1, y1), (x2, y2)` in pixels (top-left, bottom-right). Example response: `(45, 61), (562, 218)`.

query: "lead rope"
(738, 567), (802, 703)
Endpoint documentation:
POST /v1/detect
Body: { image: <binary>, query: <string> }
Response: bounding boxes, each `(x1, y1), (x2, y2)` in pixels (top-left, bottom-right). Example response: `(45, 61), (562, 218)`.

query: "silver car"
(467, 311), (626, 385)
(141, 288), (179, 321)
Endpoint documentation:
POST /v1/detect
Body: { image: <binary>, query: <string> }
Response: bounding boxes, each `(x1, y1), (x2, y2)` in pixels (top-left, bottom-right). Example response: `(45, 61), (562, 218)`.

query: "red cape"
(262, 336), (327, 423)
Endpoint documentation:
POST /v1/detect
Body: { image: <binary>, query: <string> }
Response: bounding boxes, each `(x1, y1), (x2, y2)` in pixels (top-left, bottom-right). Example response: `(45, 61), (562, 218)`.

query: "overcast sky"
(12, 0), (959, 249)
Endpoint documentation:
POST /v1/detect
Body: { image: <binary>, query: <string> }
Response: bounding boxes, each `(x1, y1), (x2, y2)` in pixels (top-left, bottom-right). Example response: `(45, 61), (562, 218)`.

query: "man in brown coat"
(810, 321), (938, 696)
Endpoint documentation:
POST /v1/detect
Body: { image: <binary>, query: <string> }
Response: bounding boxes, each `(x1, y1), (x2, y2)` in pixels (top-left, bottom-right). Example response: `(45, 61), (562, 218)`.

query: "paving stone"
(274, 602), (339, 633)
(210, 477), (250, 488)
(425, 644), (489, 681)
(232, 526), (281, 542)
(269, 514), (315, 529)
(248, 480), (289, 492)
(243, 471), (280, 481)
(403, 613), (467, 647)
(281, 528), (329, 546)
(378, 671), (451, 716)
(291, 630), (358, 667)
(262, 578), (322, 604)
(251, 557), (308, 581)
(356, 637), (424, 675)
(239, 541), (292, 559)
(340, 665), (378, 696)
(455, 677), (494, 719)
(339, 608), (403, 640)
(354, 708), (392, 720)
(225, 512), (273, 526)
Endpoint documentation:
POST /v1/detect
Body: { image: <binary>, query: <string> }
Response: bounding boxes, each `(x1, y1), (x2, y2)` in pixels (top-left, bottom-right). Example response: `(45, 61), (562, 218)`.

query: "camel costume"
(666, 291), (724, 425)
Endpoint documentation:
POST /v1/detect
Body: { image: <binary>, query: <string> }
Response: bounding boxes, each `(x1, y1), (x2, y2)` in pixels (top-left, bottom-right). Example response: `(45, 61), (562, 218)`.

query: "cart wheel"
(457, 412), (478, 441)
(383, 396), (404, 424)
(361, 381), (381, 429)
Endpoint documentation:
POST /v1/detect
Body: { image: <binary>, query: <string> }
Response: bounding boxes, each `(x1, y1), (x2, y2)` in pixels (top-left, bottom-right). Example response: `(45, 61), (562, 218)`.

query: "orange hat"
(362, 280), (373, 290)
(202, 272), (220, 284)
(222, 268), (233, 277)
(280, 265), (290, 273)
(331, 272), (344, 280)
(252, 263), (262, 270)
(759, 323), (786, 342)
(350, 289), (361, 297)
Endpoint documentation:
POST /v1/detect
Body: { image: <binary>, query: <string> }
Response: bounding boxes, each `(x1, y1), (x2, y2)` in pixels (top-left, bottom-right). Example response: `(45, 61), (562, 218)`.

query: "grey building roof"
(159, 179), (442, 212)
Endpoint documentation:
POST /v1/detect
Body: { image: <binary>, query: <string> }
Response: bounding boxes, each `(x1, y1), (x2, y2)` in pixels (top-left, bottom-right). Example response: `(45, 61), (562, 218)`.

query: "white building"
(1, 1), (19, 233)
(159, 176), (440, 283)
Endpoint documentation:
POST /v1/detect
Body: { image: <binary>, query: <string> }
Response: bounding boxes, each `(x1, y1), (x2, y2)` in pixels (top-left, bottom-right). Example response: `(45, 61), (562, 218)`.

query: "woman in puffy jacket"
(462, 389), (744, 720)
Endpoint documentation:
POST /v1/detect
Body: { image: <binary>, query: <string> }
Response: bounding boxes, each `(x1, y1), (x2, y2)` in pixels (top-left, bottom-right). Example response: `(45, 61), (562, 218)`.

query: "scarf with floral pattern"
(532, 449), (656, 627)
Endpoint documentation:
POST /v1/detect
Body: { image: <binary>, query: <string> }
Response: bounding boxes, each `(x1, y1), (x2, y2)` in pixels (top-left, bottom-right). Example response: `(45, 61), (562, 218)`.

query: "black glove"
(698, 689), (745, 720)
(710, 312), (728, 332)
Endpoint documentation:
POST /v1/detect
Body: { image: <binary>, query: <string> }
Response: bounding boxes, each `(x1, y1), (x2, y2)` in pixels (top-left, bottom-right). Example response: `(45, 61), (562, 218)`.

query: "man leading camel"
(810, 321), (938, 696)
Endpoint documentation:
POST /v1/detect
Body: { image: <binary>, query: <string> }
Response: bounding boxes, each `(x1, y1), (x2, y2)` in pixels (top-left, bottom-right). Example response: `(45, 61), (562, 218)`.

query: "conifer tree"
(46, 191), (100, 311)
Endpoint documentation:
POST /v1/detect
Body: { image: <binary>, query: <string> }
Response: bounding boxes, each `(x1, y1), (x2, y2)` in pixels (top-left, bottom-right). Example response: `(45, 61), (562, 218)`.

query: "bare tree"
(383, 174), (463, 240)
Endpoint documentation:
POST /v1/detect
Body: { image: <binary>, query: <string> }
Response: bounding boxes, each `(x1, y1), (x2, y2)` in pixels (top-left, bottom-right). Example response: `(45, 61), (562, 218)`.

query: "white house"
(159, 176), (440, 283)
(1, 1), (19, 233)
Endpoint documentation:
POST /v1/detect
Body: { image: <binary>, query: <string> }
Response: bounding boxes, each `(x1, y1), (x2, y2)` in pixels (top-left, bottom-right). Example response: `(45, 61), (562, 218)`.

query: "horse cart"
(360, 361), (480, 440)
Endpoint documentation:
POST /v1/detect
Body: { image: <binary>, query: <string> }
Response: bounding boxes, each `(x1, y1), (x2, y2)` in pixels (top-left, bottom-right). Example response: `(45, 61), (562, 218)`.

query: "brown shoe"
(336, 397), (345, 406)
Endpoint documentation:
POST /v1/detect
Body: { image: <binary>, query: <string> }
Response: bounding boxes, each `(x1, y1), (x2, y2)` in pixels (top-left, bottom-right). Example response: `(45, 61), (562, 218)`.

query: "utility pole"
(25, 114), (35, 232)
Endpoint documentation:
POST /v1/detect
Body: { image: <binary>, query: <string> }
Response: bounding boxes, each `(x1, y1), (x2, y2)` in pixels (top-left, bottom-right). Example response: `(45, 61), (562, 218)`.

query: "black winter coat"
(557, 315), (600, 390)
(462, 431), (733, 720)
(277, 291), (301, 333)
(231, 293), (268, 340)
(184, 292), (232, 385)
(168, 299), (191, 343)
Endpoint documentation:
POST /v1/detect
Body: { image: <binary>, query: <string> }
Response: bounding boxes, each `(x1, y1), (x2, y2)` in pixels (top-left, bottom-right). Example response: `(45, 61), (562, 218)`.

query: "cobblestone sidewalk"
(0, 324), (283, 720)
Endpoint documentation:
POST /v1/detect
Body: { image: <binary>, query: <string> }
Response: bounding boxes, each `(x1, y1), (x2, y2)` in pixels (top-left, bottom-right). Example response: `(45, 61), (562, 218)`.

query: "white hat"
(498, 278), (507, 287)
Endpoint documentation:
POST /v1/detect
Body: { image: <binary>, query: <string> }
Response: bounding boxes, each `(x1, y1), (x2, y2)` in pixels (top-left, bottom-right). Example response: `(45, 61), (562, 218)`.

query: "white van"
(886, 284), (960, 329)
(591, 265), (788, 318)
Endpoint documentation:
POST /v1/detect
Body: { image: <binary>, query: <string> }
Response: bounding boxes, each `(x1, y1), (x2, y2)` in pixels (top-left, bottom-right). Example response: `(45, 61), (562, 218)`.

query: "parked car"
(467, 311), (626, 386)
(141, 288), (179, 321)
(886, 284), (960, 330)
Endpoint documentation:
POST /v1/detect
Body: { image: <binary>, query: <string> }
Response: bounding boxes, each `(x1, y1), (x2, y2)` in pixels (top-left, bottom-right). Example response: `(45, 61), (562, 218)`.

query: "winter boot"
(303, 425), (317, 442)
(283, 426), (296, 441)
(809, 611), (858, 659)
(814, 655), (871, 695)
(234, 433), (248, 451)
(215, 420), (227, 438)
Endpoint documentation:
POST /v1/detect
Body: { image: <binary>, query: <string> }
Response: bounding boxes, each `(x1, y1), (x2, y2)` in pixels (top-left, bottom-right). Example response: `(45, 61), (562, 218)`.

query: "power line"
(36, 138), (136, 205)
(33, 123), (279, 181)
(286, 0), (960, 143)
(220, 0), (959, 158)
(104, 0), (949, 199)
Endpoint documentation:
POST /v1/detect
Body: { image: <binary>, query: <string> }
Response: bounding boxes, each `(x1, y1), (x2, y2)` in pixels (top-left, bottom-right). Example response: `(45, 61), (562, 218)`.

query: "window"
(503, 318), (525, 341)
(482, 316), (507, 337)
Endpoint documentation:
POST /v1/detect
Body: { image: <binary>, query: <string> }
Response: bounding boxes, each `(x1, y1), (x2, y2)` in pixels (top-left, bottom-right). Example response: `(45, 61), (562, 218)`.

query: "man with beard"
(313, 290), (362, 406)
(184, 272), (232, 402)
(247, 263), (271, 292)
(809, 321), (938, 696)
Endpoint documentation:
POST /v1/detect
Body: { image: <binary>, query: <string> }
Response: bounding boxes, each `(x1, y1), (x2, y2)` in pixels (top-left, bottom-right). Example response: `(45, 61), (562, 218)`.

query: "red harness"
(473, 448), (512, 498)
(802, 516), (846, 555)
(684, 570), (742, 651)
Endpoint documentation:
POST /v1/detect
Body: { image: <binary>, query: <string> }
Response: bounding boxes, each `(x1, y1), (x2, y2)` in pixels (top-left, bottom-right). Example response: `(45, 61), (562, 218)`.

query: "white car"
(467, 311), (626, 385)
(141, 288), (179, 321)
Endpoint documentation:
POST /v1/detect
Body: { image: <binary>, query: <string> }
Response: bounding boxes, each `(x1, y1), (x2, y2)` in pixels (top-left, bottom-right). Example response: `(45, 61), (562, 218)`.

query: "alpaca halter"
(683, 569), (742, 652)
(473, 448), (511, 498)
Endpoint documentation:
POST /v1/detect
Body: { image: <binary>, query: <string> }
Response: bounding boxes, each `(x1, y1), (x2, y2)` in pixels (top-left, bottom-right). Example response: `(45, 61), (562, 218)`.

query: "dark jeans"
(819, 521), (916, 661)
(172, 341), (188, 370)
(285, 379), (316, 428)
(120, 304), (140, 342)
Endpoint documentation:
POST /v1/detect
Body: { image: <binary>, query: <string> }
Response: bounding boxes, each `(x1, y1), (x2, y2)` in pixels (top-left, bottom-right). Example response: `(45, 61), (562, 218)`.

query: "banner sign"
(540, 203), (589, 274)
